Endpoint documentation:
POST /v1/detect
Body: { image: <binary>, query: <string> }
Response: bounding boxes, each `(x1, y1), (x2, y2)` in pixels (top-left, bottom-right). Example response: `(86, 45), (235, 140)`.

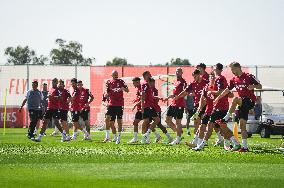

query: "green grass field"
(0, 128), (283, 188)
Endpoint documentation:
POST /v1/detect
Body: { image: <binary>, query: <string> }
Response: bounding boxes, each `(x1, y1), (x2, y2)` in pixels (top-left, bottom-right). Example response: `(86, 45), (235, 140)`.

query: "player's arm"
(213, 88), (230, 105)
(196, 94), (206, 116)
(86, 91), (94, 106)
(248, 74), (262, 90)
(141, 91), (145, 112)
(121, 81), (129, 93)
(132, 100), (141, 111)
(19, 99), (27, 112)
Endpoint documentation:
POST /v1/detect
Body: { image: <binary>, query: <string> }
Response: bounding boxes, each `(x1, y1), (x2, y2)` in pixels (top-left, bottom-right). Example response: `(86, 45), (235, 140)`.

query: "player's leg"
(165, 106), (177, 132)
(27, 110), (38, 139)
(115, 107), (124, 144)
(170, 107), (184, 145)
(35, 110), (53, 142)
(223, 97), (242, 121)
(141, 117), (150, 144)
(129, 118), (141, 143)
(71, 111), (80, 140)
(60, 110), (70, 141)
(156, 112), (173, 143)
(144, 109), (160, 142)
(103, 114), (111, 142)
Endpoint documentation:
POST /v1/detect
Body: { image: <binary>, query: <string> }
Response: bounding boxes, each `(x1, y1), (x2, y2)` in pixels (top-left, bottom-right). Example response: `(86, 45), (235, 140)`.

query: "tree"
(106, 57), (131, 66)
(168, 58), (191, 66)
(50, 39), (95, 65)
(4, 45), (49, 65)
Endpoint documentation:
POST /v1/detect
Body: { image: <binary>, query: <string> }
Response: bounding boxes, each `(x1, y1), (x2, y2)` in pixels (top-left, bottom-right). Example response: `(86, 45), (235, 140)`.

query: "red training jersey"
(58, 88), (71, 111)
(172, 77), (187, 108)
(201, 72), (210, 83)
(79, 87), (93, 111)
(151, 86), (161, 112)
(214, 75), (229, 111)
(47, 87), (60, 110)
(133, 85), (142, 111)
(202, 86), (215, 115)
(106, 79), (128, 106)
(185, 79), (208, 107)
(141, 81), (155, 109)
(228, 73), (260, 102)
(70, 88), (81, 111)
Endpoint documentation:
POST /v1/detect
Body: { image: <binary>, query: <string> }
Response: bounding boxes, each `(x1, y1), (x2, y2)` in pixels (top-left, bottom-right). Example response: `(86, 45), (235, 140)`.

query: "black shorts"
(186, 109), (195, 120)
(80, 110), (90, 121)
(143, 107), (158, 119)
(150, 112), (161, 122)
(166, 106), (184, 119)
(107, 106), (123, 121)
(59, 110), (68, 121)
(44, 109), (60, 120)
(201, 114), (211, 125)
(71, 111), (80, 122)
(237, 98), (255, 121)
(29, 110), (42, 122)
(210, 110), (228, 123)
(135, 111), (143, 120)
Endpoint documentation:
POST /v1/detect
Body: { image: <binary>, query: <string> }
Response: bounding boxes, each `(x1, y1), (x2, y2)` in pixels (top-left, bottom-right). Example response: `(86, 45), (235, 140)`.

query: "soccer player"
(69, 78), (90, 140)
(58, 79), (71, 141)
(196, 63), (209, 83)
(103, 70), (129, 144)
(175, 69), (208, 145)
(149, 78), (173, 143)
(214, 62), (262, 152)
(129, 77), (143, 143)
(163, 67), (187, 145)
(19, 81), (43, 140)
(78, 80), (94, 139)
(35, 78), (65, 142)
(35, 83), (48, 136)
(140, 71), (161, 144)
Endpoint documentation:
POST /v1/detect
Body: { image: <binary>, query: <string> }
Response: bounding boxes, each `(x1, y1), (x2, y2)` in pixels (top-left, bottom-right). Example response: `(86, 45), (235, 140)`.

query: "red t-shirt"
(106, 79), (128, 106)
(228, 73), (260, 102)
(79, 87), (92, 111)
(58, 88), (71, 111)
(141, 81), (155, 109)
(70, 88), (81, 111)
(201, 72), (210, 83)
(185, 79), (208, 107)
(202, 87), (215, 115)
(172, 77), (187, 107)
(152, 86), (161, 112)
(214, 75), (229, 111)
(133, 85), (142, 111)
(47, 87), (60, 110)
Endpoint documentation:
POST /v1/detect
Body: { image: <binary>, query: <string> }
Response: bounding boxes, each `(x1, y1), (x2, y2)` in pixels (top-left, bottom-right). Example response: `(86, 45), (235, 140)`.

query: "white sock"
(105, 130), (110, 138)
(63, 130), (66, 134)
(54, 126), (59, 132)
(197, 138), (203, 145)
(166, 133), (172, 139)
(224, 112), (231, 121)
(230, 136), (239, 146)
(154, 131), (160, 138)
(118, 132), (121, 139)
(192, 134), (199, 144)
(176, 136), (181, 142)
(242, 139), (248, 149)
(216, 132), (223, 141)
(113, 134), (117, 139)
(134, 132), (138, 139)
(145, 129), (151, 137)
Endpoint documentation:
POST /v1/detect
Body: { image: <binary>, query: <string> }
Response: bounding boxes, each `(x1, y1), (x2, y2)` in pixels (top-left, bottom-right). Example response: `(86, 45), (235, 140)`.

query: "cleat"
(154, 135), (162, 143)
(115, 139), (120, 144)
(168, 137), (173, 143)
(169, 139), (180, 145)
(185, 141), (196, 148)
(278, 147), (284, 152)
(231, 144), (242, 151)
(65, 135), (71, 141)
(140, 134), (148, 144)
(192, 146), (202, 151)
(224, 145), (232, 151)
(214, 140), (223, 147)
(102, 138), (110, 143)
(237, 147), (249, 152)
(128, 138), (138, 144)
(112, 137), (117, 142)
(70, 135), (77, 140)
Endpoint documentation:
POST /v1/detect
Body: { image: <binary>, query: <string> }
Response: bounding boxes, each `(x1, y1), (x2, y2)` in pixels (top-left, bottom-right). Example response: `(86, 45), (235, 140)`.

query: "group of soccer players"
(20, 61), (263, 152)
(101, 62), (262, 152)
(20, 78), (94, 142)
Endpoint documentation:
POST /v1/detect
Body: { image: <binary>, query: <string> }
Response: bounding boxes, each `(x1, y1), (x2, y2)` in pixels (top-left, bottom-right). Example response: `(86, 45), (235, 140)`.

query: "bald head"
(112, 70), (119, 79)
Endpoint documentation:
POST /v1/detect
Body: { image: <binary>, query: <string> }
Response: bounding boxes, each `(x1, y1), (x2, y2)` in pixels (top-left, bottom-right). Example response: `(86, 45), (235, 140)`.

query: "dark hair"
(197, 63), (206, 69)
(32, 80), (38, 85)
(77, 80), (83, 84)
(149, 78), (155, 82)
(192, 69), (201, 76)
(71, 78), (77, 83)
(142, 71), (150, 77)
(230, 62), (241, 68)
(59, 79), (64, 84)
(215, 63), (223, 70)
(132, 77), (141, 82)
(52, 78), (58, 82)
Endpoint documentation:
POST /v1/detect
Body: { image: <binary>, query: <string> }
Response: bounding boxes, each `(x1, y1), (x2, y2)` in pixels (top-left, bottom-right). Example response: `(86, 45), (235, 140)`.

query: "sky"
(0, 0), (283, 66)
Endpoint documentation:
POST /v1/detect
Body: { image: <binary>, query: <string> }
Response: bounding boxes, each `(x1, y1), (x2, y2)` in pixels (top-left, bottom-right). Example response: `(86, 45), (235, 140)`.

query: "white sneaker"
(65, 135), (71, 141)
(154, 135), (162, 143)
(128, 138), (138, 144)
(116, 137), (121, 144)
(112, 137), (117, 142)
(278, 147), (284, 152)
(34, 135), (42, 142)
(169, 139), (180, 145)
(83, 134), (91, 141)
(50, 131), (59, 136)
(102, 138), (110, 143)
(193, 141), (205, 151)
(214, 139), (223, 147)
(168, 136), (173, 143)
(61, 134), (67, 142)
(141, 134), (148, 144)
(71, 134), (77, 140)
